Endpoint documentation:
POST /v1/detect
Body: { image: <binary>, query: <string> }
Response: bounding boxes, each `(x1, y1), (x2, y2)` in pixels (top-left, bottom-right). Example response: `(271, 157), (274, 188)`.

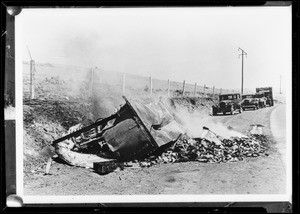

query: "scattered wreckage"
(51, 96), (270, 175)
(52, 96), (185, 174)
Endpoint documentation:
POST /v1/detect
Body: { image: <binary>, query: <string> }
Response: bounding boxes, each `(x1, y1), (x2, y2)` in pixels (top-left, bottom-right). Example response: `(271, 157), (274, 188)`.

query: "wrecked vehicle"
(52, 96), (185, 169)
(51, 96), (270, 175)
(212, 93), (243, 116)
(241, 94), (260, 110)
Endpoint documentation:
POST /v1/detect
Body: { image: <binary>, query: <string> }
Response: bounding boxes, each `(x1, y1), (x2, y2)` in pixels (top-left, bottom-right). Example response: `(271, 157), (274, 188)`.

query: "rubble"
(138, 128), (270, 167)
(51, 97), (271, 174)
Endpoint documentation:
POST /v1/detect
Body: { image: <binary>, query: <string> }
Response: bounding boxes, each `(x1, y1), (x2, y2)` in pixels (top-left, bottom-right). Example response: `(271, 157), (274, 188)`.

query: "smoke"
(163, 99), (247, 139)
(62, 32), (103, 68)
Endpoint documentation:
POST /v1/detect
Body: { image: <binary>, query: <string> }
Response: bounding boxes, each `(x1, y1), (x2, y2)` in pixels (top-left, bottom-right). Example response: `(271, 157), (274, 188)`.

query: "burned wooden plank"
(52, 113), (117, 146)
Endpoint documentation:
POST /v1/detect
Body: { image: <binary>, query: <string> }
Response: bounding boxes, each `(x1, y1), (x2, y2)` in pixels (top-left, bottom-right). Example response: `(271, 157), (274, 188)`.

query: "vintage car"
(253, 92), (267, 108)
(241, 94), (260, 110)
(256, 87), (274, 106)
(212, 93), (243, 115)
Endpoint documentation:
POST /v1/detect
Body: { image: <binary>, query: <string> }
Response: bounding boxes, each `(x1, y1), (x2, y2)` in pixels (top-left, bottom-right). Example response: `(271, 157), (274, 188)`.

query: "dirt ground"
(22, 64), (286, 196)
(24, 103), (286, 196)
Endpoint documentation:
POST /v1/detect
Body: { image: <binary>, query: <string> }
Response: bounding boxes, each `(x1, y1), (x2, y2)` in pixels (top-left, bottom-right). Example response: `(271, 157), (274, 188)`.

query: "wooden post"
(194, 82), (197, 95)
(122, 73), (126, 96)
(212, 86), (215, 96)
(149, 76), (152, 94)
(30, 60), (35, 99)
(167, 79), (170, 97)
(89, 68), (94, 98)
(203, 84), (206, 95)
(182, 80), (186, 95)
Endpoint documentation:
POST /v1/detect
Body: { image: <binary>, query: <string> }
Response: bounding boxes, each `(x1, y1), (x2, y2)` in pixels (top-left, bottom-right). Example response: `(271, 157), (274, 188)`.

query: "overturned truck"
(52, 96), (185, 168)
(52, 96), (270, 174)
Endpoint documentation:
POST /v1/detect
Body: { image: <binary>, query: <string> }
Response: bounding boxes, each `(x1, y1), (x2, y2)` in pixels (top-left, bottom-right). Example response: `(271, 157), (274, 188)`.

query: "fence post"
(182, 80), (186, 95)
(122, 73), (126, 96)
(167, 79), (170, 97)
(204, 84), (206, 95)
(89, 68), (94, 98)
(213, 86), (215, 96)
(30, 60), (35, 99)
(149, 76), (153, 94)
(194, 82), (197, 96)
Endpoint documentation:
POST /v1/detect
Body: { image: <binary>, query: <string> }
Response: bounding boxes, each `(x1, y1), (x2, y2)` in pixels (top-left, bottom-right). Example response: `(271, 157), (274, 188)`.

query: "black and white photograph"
(15, 6), (292, 203)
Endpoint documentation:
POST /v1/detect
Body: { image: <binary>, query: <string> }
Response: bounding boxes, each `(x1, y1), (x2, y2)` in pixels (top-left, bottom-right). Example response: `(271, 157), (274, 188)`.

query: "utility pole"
(280, 75), (282, 94)
(238, 47), (247, 95)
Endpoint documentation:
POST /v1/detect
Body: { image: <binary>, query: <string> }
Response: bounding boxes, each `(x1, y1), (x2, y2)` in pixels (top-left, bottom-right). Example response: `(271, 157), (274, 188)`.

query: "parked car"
(253, 92), (267, 108)
(241, 94), (259, 110)
(256, 87), (274, 106)
(212, 93), (243, 115)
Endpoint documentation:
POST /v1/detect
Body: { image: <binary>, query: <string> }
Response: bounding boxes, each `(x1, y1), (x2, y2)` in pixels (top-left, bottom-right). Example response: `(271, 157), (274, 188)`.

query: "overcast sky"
(20, 7), (291, 92)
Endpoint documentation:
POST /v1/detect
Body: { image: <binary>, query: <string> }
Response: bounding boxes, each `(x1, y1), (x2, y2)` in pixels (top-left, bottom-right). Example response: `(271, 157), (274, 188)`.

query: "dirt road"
(24, 104), (286, 196)
(270, 104), (286, 167)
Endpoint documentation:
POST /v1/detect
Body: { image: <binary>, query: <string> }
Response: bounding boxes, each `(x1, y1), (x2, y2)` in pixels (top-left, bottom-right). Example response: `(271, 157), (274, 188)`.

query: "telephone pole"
(280, 75), (282, 94)
(238, 47), (247, 95)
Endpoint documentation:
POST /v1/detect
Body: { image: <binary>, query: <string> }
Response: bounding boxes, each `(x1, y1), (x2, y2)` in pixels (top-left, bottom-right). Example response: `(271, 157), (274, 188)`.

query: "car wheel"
(212, 108), (217, 116)
(239, 107), (242, 113)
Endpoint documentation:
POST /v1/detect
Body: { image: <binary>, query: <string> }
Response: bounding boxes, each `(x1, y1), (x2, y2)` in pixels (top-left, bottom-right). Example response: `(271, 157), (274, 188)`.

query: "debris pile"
(139, 131), (270, 167)
(50, 97), (271, 175)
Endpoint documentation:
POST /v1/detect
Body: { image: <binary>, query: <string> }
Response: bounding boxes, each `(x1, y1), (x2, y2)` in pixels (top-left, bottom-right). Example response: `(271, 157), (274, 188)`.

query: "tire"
(212, 108), (217, 116)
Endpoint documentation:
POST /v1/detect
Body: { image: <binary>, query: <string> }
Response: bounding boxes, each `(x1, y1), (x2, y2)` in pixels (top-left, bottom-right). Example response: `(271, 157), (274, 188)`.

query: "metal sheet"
(127, 98), (184, 147)
(103, 102), (158, 161)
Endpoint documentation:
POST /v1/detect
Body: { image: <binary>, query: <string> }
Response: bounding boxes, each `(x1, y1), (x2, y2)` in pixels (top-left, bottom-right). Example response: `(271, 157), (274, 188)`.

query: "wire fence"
(23, 64), (255, 99)
(90, 68), (254, 98)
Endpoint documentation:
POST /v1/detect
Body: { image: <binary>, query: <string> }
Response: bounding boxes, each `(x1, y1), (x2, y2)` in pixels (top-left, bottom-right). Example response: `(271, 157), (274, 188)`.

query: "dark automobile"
(212, 93), (243, 116)
(256, 87), (274, 106)
(253, 92), (267, 108)
(241, 94), (260, 110)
